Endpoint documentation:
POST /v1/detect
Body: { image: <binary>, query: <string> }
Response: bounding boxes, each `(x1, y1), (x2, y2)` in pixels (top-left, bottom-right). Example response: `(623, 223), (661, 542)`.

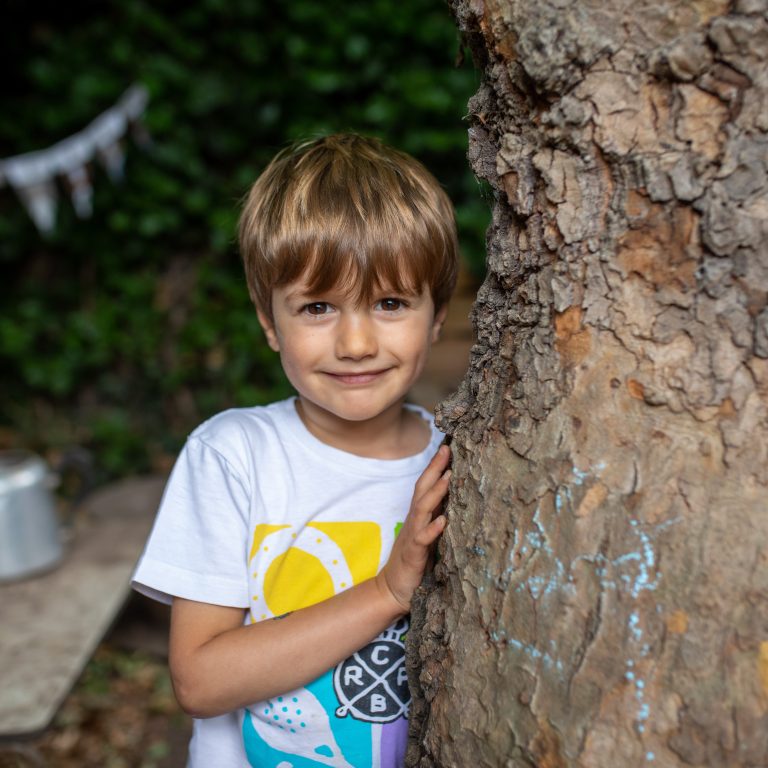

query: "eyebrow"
(283, 288), (308, 303)
(281, 284), (327, 304)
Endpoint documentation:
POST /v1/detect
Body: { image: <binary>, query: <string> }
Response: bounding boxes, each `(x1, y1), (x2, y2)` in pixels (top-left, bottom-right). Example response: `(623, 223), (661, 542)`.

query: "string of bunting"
(0, 84), (150, 234)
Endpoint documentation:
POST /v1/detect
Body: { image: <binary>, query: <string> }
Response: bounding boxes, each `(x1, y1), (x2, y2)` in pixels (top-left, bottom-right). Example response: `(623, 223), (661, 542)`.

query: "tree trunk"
(406, 1), (768, 766)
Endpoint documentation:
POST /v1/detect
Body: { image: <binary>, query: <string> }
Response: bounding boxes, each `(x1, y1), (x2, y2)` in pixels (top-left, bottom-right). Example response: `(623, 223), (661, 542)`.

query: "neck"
(294, 397), (429, 459)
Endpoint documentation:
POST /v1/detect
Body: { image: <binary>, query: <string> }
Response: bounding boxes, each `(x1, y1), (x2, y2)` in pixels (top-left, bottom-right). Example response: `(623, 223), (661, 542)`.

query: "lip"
(324, 369), (390, 385)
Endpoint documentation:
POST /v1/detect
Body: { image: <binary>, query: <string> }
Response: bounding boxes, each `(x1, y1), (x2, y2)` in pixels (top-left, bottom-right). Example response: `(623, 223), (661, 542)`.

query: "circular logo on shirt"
(333, 618), (410, 723)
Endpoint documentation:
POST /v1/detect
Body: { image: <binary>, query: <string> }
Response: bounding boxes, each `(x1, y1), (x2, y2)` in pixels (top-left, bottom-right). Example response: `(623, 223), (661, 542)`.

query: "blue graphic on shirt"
(243, 711), (343, 768)
(243, 669), (369, 768)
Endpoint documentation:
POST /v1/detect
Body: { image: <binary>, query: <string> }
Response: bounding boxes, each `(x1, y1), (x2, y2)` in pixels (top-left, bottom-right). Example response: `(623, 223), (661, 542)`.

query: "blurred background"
(0, 0), (487, 765)
(1, 0), (487, 482)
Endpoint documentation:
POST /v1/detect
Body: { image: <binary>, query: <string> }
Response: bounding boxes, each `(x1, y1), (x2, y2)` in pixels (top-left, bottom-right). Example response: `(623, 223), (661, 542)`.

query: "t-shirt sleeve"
(131, 436), (251, 608)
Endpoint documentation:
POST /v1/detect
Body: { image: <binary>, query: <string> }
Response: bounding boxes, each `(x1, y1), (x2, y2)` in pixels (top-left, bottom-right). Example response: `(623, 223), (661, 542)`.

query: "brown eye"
(304, 302), (330, 315)
(378, 298), (403, 312)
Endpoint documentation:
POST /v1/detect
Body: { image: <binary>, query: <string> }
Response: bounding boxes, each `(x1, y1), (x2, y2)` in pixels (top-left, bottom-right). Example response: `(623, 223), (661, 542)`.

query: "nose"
(335, 312), (378, 360)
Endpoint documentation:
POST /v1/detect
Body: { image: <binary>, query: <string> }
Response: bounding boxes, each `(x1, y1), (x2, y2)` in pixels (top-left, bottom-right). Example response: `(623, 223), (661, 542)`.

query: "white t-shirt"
(132, 397), (443, 768)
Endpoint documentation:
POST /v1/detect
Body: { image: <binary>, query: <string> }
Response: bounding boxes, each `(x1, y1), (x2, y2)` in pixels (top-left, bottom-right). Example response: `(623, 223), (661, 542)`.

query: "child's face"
(257, 276), (447, 433)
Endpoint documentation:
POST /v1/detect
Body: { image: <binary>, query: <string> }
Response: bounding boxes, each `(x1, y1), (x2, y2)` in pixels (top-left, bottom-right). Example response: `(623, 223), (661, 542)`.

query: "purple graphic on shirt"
(380, 718), (408, 766)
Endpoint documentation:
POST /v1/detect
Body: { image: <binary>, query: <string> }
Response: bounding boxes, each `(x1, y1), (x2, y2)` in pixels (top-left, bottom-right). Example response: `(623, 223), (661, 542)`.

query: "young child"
(132, 133), (459, 768)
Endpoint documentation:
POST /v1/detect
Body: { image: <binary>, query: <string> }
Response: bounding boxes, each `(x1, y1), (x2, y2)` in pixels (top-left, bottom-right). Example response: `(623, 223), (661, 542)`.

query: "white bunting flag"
(0, 83), (150, 234)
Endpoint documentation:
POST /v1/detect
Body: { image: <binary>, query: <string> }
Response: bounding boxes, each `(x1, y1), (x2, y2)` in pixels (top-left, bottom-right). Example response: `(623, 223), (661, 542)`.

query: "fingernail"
(442, 469), (452, 480)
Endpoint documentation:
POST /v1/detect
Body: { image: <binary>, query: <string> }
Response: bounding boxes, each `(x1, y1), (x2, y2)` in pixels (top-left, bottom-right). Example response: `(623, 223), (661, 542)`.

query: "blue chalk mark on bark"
(506, 637), (565, 672)
(573, 462), (605, 486)
(555, 488), (565, 514)
(572, 467), (590, 485)
(619, 515), (681, 739)
(504, 459), (681, 748)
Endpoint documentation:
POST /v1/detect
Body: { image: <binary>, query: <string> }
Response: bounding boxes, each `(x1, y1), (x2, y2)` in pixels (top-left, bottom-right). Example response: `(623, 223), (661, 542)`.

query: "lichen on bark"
(407, 1), (768, 766)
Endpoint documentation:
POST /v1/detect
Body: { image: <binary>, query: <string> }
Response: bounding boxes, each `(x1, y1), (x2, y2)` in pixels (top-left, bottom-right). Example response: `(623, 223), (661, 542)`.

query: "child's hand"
(376, 444), (451, 614)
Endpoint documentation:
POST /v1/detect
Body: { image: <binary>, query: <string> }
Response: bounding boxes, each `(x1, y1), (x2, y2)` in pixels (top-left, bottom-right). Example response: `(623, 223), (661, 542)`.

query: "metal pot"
(0, 450), (63, 582)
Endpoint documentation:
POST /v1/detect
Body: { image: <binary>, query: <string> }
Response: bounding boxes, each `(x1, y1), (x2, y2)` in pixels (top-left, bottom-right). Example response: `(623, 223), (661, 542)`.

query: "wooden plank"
(0, 476), (164, 738)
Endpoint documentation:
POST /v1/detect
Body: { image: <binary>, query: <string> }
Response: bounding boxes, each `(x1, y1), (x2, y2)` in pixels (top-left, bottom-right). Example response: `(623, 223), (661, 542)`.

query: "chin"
(327, 395), (406, 423)
(332, 404), (391, 423)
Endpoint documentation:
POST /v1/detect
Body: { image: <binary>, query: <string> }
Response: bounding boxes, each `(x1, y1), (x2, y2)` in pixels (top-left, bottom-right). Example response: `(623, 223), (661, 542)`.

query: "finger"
(413, 447), (450, 497)
(414, 515), (447, 547)
(413, 469), (451, 517)
(413, 445), (451, 495)
(413, 462), (452, 504)
(413, 469), (451, 516)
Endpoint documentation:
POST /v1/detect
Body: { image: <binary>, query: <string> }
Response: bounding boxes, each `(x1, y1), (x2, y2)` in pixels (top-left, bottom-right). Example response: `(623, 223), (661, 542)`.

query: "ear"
(430, 304), (449, 343)
(256, 308), (281, 352)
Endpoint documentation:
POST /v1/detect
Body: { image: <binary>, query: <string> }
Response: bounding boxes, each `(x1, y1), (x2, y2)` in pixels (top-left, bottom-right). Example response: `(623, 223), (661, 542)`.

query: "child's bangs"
(274, 210), (439, 306)
(241, 133), (460, 315)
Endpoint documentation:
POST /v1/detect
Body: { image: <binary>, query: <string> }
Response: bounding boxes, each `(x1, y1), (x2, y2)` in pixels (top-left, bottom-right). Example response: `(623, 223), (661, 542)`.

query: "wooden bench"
(0, 475), (163, 740)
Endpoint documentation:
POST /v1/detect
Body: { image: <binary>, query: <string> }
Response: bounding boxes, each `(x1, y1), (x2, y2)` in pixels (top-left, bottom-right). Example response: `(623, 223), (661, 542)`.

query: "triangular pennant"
(0, 83), (150, 233)
(64, 164), (93, 218)
(17, 179), (58, 234)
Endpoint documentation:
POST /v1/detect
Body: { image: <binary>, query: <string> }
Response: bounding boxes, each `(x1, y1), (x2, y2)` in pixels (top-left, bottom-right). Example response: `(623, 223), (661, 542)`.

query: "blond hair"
(238, 133), (459, 317)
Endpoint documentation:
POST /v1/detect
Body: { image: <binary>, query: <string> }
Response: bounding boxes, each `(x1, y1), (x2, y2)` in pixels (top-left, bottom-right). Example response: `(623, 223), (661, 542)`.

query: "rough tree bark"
(406, 1), (768, 766)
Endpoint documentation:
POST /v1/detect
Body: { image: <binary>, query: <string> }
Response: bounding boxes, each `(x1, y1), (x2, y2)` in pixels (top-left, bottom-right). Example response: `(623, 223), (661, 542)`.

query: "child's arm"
(169, 444), (451, 718)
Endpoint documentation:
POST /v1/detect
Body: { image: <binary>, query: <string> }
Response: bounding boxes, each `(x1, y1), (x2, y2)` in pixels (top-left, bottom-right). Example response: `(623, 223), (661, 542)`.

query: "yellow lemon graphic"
(263, 548), (336, 615)
(249, 522), (383, 620)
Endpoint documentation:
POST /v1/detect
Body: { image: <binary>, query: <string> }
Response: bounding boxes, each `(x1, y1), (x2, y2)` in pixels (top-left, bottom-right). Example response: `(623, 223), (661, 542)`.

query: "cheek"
(276, 335), (318, 374)
(276, 348), (311, 394)
(395, 323), (435, 361)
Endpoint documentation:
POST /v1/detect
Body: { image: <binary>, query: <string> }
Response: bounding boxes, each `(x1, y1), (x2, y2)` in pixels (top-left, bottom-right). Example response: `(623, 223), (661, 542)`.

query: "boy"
(132, 133), (459, 768)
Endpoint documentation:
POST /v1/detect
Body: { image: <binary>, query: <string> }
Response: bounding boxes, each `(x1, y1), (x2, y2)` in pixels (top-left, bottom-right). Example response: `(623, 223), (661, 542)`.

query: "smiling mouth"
(325, 369), (390, 385)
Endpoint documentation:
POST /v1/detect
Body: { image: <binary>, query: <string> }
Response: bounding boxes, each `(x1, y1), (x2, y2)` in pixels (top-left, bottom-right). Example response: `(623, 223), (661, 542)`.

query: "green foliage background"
(0, 0), (486, 479)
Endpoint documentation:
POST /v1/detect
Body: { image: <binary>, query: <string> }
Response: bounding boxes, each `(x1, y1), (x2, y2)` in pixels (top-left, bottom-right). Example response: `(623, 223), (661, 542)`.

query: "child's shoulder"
(187, 397), (296, 458)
